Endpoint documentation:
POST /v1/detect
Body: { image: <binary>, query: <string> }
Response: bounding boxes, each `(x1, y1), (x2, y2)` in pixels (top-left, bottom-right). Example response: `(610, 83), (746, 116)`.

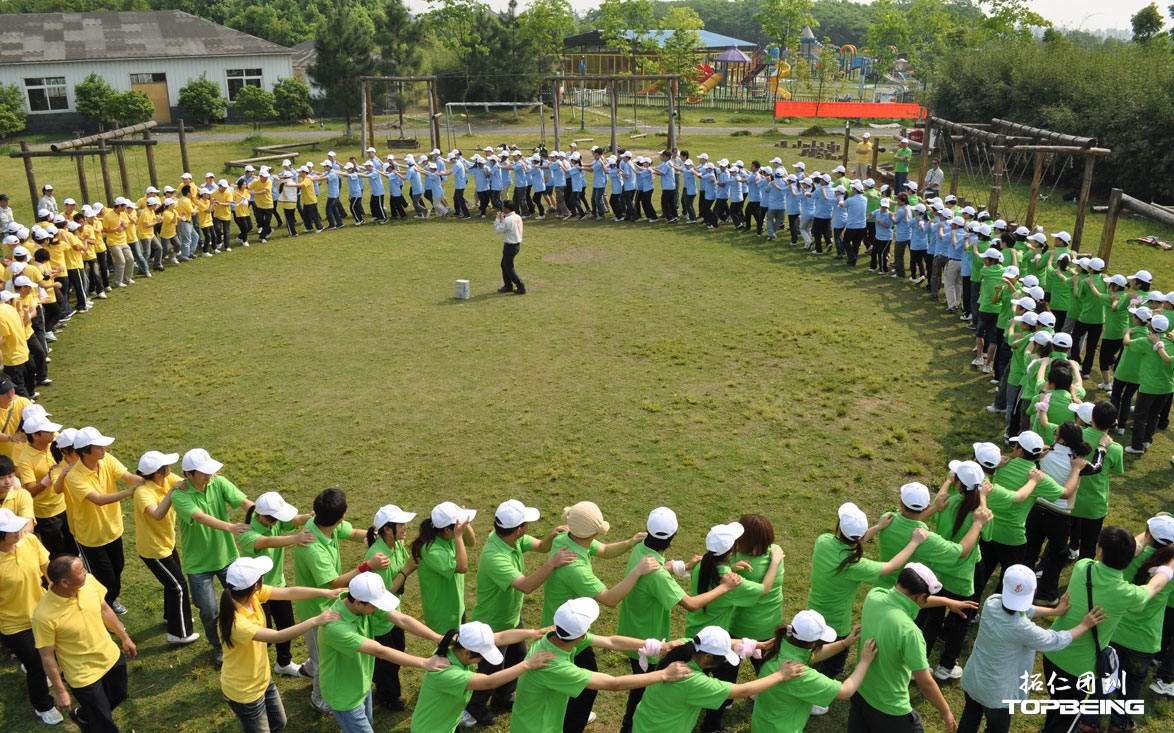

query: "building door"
(130, 73), (171, 124)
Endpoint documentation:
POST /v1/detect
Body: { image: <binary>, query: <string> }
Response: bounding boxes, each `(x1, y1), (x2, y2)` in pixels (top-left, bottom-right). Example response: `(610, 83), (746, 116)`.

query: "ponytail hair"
(951, 486), (982, 539)
(762, 623), (824, 663)
(696, 550), (726, 594)
(410, 518), (445, 562)
(366, 526), (378, 547)
(1055, 422), (1092, 457)
(655, 641), (697, 670)
(433, 628), (459, 657)
(834, 528), (865, 573)
(1134, 542), (1174, 584)
(244, 505), (256, 525)
(218, 582), (259, 649)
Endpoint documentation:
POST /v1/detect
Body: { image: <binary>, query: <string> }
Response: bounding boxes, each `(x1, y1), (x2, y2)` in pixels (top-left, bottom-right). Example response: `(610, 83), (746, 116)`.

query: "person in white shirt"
(494, 201), (525, 295)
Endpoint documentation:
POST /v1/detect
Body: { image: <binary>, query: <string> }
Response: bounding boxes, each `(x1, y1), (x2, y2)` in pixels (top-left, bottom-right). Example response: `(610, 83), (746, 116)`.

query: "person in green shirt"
(1126, 314), (1174, 455)
(875, 481), (988, 593)
(293, 488), (390, 713)
(1071, 257), (1108, 378)
(465, 500), (575, 727)
(413, 621), (553, 733)
(631, 624), (805, 733)
(1097, 274), (1132, 391)
(618, 507), (744, 733)
(363, 503), (416, 712)
(319, 572), (449, 732)
(751, 611), (878, 733)
(1110, 307), (1154, 433)
(511, 597), (694, 733)
(1040, 526), (1174, 733)
(730, 514), (786, 651)
(850, 564), (961, 733)
(410, 501), (477, 635)
(1067, 401), (1125, 562)
(892, 138), (912, 190)
(171, 448), (253, 665)
(236, 491), (314, 677)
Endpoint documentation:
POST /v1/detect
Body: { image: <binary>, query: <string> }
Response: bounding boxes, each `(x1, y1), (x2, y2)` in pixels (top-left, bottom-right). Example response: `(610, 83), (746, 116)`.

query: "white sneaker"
(982, 364), (992, 374)
(274, 661), (303, 677)
(459, 711), (478, 728)
(933, 664), (963, 680)
(36, 707), (63, 725)
(1150, 679), (1174, 696)
(811, 705), (829, 716)
(970, 357), (984, 367)
(166, 632), (200, 644)
(985, 404), (1001, 413)
(586, 712), (598, 726)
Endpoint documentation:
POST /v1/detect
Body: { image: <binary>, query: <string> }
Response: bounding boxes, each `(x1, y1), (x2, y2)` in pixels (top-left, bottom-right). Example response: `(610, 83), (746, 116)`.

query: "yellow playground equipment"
(770, 60), (792, 99)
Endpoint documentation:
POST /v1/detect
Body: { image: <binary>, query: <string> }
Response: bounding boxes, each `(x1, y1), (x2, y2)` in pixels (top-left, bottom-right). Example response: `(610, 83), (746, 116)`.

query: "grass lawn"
(1, 128), (1173, 732)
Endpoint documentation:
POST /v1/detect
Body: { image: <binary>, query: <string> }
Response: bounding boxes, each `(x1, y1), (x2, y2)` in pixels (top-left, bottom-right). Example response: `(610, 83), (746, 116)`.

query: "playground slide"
(686, 70), (725, 104)
(770, 61), (792, 99)
(741, 62), (767, 88)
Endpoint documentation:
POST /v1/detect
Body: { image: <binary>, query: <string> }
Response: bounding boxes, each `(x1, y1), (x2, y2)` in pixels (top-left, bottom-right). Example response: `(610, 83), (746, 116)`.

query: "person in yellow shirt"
(120, 199), (149, 279)
(133, 450), (199, 645)
(101, 201), (134, 288)
(16, 412), (75, 557)
(0, 291), (34, 397)
(138, 197), (165, 272)
(77, 213), (106, 302)
(212, 179), (234, 252)
(0, 455), (34, 521)
(0, 374), (32, 456)
(276, 171), (301, 238)
(61, 426), (143, 615)
(249, 169), (276, 242)
(0, 508), (63, 725)
(58, 216), (88, 315)
(85, 205), (111, 295)
(14, 276), (49, 387)
(233, 179), (253, 248)
(176, 184), (199, 259)
(33, 554), (137, 732)
(159, 198), (183, 265)
(297, 165), (324, 233)
(855, 132), (873, 179)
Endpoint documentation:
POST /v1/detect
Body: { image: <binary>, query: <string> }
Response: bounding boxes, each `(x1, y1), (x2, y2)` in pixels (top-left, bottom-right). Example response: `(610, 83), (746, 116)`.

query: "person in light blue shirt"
(424, 163), (449, 217)
(511, 153), (531, 217)
(607, 156), (625, 222)
(698, 157), (716, 228)
(812, 173), (834, 253)
(619, 152), (638, 221)
(908, 203), (929, 283)
(635, 158), (656, 221)
(831, 184), (848, 257)
(590, 148), (608, 219)
(944, 216), (967, 311)
(843, 180), (868, 265)
(784, 174), (802, 245)
(568, 153), (587, 219)
(365, 153), (387, 224)
(797, 178), (816, 249)
(548, 152), (569, 218)
(871, 198), (894, 273)
(892, 195), (912, 280)
(713, 160), (732, 227)
(680, 156), (697, 223)
(405, 155), (427, 217)
(487, 156), (504, 213)
(469, 156), (491, 217)
(728, 163), (746, 230)
(383, 158), (407, 220)
(449, 152), (470, 219)
(764, 168), (786, 241)
(321, 162), (343, 229)
(344, 163), (366, 225)
(651, 150), (678, 222)
(528, 156), (547, 219)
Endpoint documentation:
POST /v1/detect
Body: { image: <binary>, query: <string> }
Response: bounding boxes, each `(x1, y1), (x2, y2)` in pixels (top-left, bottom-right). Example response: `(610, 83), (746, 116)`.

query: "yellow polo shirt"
(135, 208), (156, 241)
(101, 210), (126, 247)
(0, 532), (48, 634)
(233, 189), (251, 219)
(0, 304), (30, 367)
(221, 584), (273, 704)
(1, 486), (34, 521)
(63, 454), (129, 548)
(133, 473), (182, 560)
(159, 209), (178, 240)
(249, 177), (274, 209)
(0, 394), (31, 459)
(32, 574), (120, 688)
(197, 198), (213, 228)
(16, 442), (65, 519)
(62, 231), (83, 270)
(176, 196), (195, 224)
(212, 188), (233, 221)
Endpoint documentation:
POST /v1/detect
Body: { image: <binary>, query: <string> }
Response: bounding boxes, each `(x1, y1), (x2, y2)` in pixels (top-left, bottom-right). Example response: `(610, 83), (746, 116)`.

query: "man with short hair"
(923, 159), (944, 199)
(494, 201), (526, 295)
(893, 138), (913, 190)
(34, 554), (137, 733)
(854, 133), (872, 179)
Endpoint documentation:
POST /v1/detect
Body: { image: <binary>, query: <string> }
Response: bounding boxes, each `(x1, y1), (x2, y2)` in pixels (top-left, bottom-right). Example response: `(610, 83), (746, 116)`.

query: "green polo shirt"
(319, 596), (377, 712)
(894, 147), (912, 173)
(170, 476), (246, 574)
(1031, 388), (1074, 445)
(806, 533), (884, 637)
(237, 515), (295, 586)
(1139, 336), (1174, 395)
(857, 587), (927, 716)
(978, 264), (1006, 313)
(366, 536), (410, 636)
(730, 544), (784, 640)
(617, 542), (686, 660)
(1103, 293), (1131, 340)
(751, 640), (839, 733)
(292, 520), (353, 619)
(930, 494), (985, 597)
(418, 536), (464, 633)
(541, 533), (605, 626)
(684, 563), (764, 638)
(511, 632), (595, 733)
(1114, 326), (1150, 384)
(410, 650), (476, 733)
(875, 514), (962, 590)
(1071, 427), (1123, 520)
(1112, 547), (1174, 654)
(989, 458), (1065, 546)
(1044, 559), (1151, 676)
(632, 658), (732, 732)
(473, 532), (537, 632)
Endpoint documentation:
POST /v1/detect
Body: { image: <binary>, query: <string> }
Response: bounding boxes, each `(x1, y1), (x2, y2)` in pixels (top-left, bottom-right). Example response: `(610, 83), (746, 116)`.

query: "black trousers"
(957, 691), (1010, 733)
(369, 194), (386, 222)
(1110, 379), (1140, 428)
(0, 627), (54, 712)
(34, 510), (77, 557)
(453, 188), (469, 218)
(263, 598), (297, 668)
(915, 587), (974, 669)
(142, 552), (195, 638)
(972, 539), (1024, 600)
(325, 198), (345, 227)
(1071, 321), (1103, 376)
(1131, 391), (1173, 449)
(1024, 503), (1070, 600)
(1068, 516), (1104, 560)
(78, 537), (124, 606)
(1040, 657), (1100, 733)
(3, 361), (34, 398)
(844, 227), (866, 266)
(563, 646), (598, 733)
(501, 242), (523, 292)
(812, 217), (832, 252)
(847, 692), (924, 733)
(467, 636), (526, 716)
(372, 625), (406, 707)
(659, 189), (678, 220)
(700, 659), (739, 731)
(71, 654), (129, 733)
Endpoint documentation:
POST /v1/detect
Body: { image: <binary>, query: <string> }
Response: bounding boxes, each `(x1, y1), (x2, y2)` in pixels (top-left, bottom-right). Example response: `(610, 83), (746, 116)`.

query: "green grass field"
(2, 124), (1174, 732)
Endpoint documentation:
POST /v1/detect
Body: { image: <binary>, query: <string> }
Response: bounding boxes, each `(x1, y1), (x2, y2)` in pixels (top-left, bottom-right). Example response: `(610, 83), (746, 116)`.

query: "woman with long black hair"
(365, 503), (417, 711)
(411, 501), (476, 634)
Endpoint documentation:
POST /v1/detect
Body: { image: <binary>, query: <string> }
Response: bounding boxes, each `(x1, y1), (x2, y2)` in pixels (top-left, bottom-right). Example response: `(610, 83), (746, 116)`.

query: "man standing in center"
(495, 201), (525, 295)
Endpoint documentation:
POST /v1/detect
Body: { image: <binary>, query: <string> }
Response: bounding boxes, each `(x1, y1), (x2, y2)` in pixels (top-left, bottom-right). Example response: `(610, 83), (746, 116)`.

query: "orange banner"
(774, 101), (926, 119)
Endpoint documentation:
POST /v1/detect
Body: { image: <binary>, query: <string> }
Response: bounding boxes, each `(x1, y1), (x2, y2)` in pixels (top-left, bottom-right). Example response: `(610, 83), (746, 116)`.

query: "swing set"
(918, 116), (1111, 247)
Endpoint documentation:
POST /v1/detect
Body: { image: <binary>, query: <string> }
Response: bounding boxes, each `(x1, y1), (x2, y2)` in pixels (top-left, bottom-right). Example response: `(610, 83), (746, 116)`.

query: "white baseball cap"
(495, 499), (539, 529)
(431, 501), (476, 528)
(1052, 231), (1072, 244)
(1037, 311), (1057, 328)
(137, 450), (178, 475)
(1130, 305), (1154, 322)
(72, 426), (115, 449)
(972, 442), (1002, 470)
(255, 491), (298, 522)
(1001, 564), (1036, 611)
(705, 522), (744, 555)
(182, 448), (223, 474)
(1130, 270), (1153, 283)
(646, 506), (678, 539)
(227, 555), (273, 590)
(1068, 402), (1095, 425)
(0, 507), (31, 533)
(790, 610), (838, 643)
(837, 502), (868, 540)
(458, 621), (504, 664)
(947, 460), (985, 491)
(22, 414), (61, 434)
(905, 562), (943, 594)
(1148, 515), (1174, 546)
(1052, 332), (1073, 349)
(693, 626), (740, 665)
(1010, 430), (1045, 455)
(554, 597), (599, 639)
(900, 482), (931, 511)
(55, 428), (78, 449)
(374, 504), (416, 527)
(349, 572), (400, 612)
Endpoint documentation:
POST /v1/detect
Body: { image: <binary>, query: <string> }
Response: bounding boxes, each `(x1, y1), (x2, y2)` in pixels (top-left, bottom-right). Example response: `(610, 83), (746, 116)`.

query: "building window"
(226, 69), (263, 101)
(130, 72), (167, 84)
(24, 76), (68, 112)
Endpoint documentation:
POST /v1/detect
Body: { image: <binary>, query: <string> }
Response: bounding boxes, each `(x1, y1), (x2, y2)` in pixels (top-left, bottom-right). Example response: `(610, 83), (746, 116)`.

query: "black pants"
(750, 201), (766, 233)
(372, 625), (406, 707)
(349, 197), (366, 223)
(610, 193), (626, 221)
(957, 690), (1010, 733)
(788, 213), (800, 243)
(1068, 516), (1104, 560)
(844, 227), (866, 265)
(96, 251), (111, 290)
(78, 537), (124, 606)
(1131, 391), (1173, 449)
(142, 553), (195, 638)
(531, 189), (546, 217)
(1154, 605), (1174, 683)
(815, 635), (850, 679)
(71, 654), (129, 733)
(477, 191), (492, 216)
(501, 242), (523, 292)
(325, 198), (345, 228)
(467, 636), (526, 717)
(622, 190), (637, 220)
(699, 194), (713, 226)
(300, 204), (322, 231)
(638, 190), (655, 219)
(563, 646), (598, 733)
(1040, 657), (1100, 733)
(234, 216), (252, 243)
(34, 510), (77, 557)
(67, 269), (87, 311)
(1110, 379), (1140, 429)
(660, 189), (678, 220)
(909, 249), (927, 279)
(812, 217), (831, 252)
(453, 188), (469, 218)
(263, 598), (296, 668)
(27, 333), (47, 383)
(714, 198), (729, 224)
(729, 200), (744, 229)
(682, 192), (696, 221)
(3, 361), (34, 398)
(388, 194), (408, 220)
(893, 240), (909, 278)
(847, 692), (924, 733)
(369, 194), (386, 222)
(871, 240), (891, 272)
(972, 539), (1024, 600)
(1072, 321), (1103, 375)
(620, 657), (647, 733)
(915, 587), (973, 669)
(0, 628), (54, 712)
(514, 186), (531, 216)
(1024, 504), (1070, 600)
(700, 659), (739, 731)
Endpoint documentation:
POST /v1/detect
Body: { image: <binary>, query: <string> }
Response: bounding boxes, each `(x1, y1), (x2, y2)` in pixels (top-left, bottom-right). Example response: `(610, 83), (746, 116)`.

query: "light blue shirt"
(961, 595), (1072, 709)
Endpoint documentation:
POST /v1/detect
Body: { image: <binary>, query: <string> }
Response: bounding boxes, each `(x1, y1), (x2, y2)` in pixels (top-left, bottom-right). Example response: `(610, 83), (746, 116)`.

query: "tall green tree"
(864, 0), (909, 73)
(376, 0), (421, 75)
(598, 0), (658, 71)
(74, 73), (117, 130)
(1132, 3), (1166, 44)
(755, 0), (817, 54)
(976, 0), (1049, 41)
(234, 84), (276, 131)
(104, 90), (155, 126)
(309, 0), (378, 135)
(519, 0), (576, 74)
(178, 75), (228, 124)
(0, 83), (28, 138)
(656, 6), (705, 96)
(273, 77), (314, 120)
(421, 0), (498, 100)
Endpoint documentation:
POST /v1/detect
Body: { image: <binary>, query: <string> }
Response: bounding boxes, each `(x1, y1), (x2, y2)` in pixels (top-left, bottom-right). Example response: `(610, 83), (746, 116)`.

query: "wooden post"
(1073, 154), (1096, 248)
(1098, 188), (1123, 263)
(177, 119), (190, 174)
(142, 131), (158, 188)
(608, 81), (618, 153)
(989, 145), (1005, 217)
(949, 140), (964, 197)
(429, 81), (442, 153)
(870, 143), (879, 180)
(114, 143), (130, 194)
(917, 117), (931, 190)
(359, 79), (370, 153)
(75, 151), (90, 204)
(551, 81), (561, 152)
(20, 142), (38, 213)
(842, 120), (851, 170)
(1024, 151), (1045, 228)
(98, 140), (114, 203)
(666, 78), (676, 152)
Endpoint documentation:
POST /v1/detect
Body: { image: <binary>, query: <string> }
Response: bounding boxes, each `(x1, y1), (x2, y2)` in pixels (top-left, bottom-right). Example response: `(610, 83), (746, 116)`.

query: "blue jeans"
(227, 680), (286, 733)
(332, 690), (374, 733)
(178, 221), (198, 259)
(188, 567), (228, 651)
(128, 240), (150, 276)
